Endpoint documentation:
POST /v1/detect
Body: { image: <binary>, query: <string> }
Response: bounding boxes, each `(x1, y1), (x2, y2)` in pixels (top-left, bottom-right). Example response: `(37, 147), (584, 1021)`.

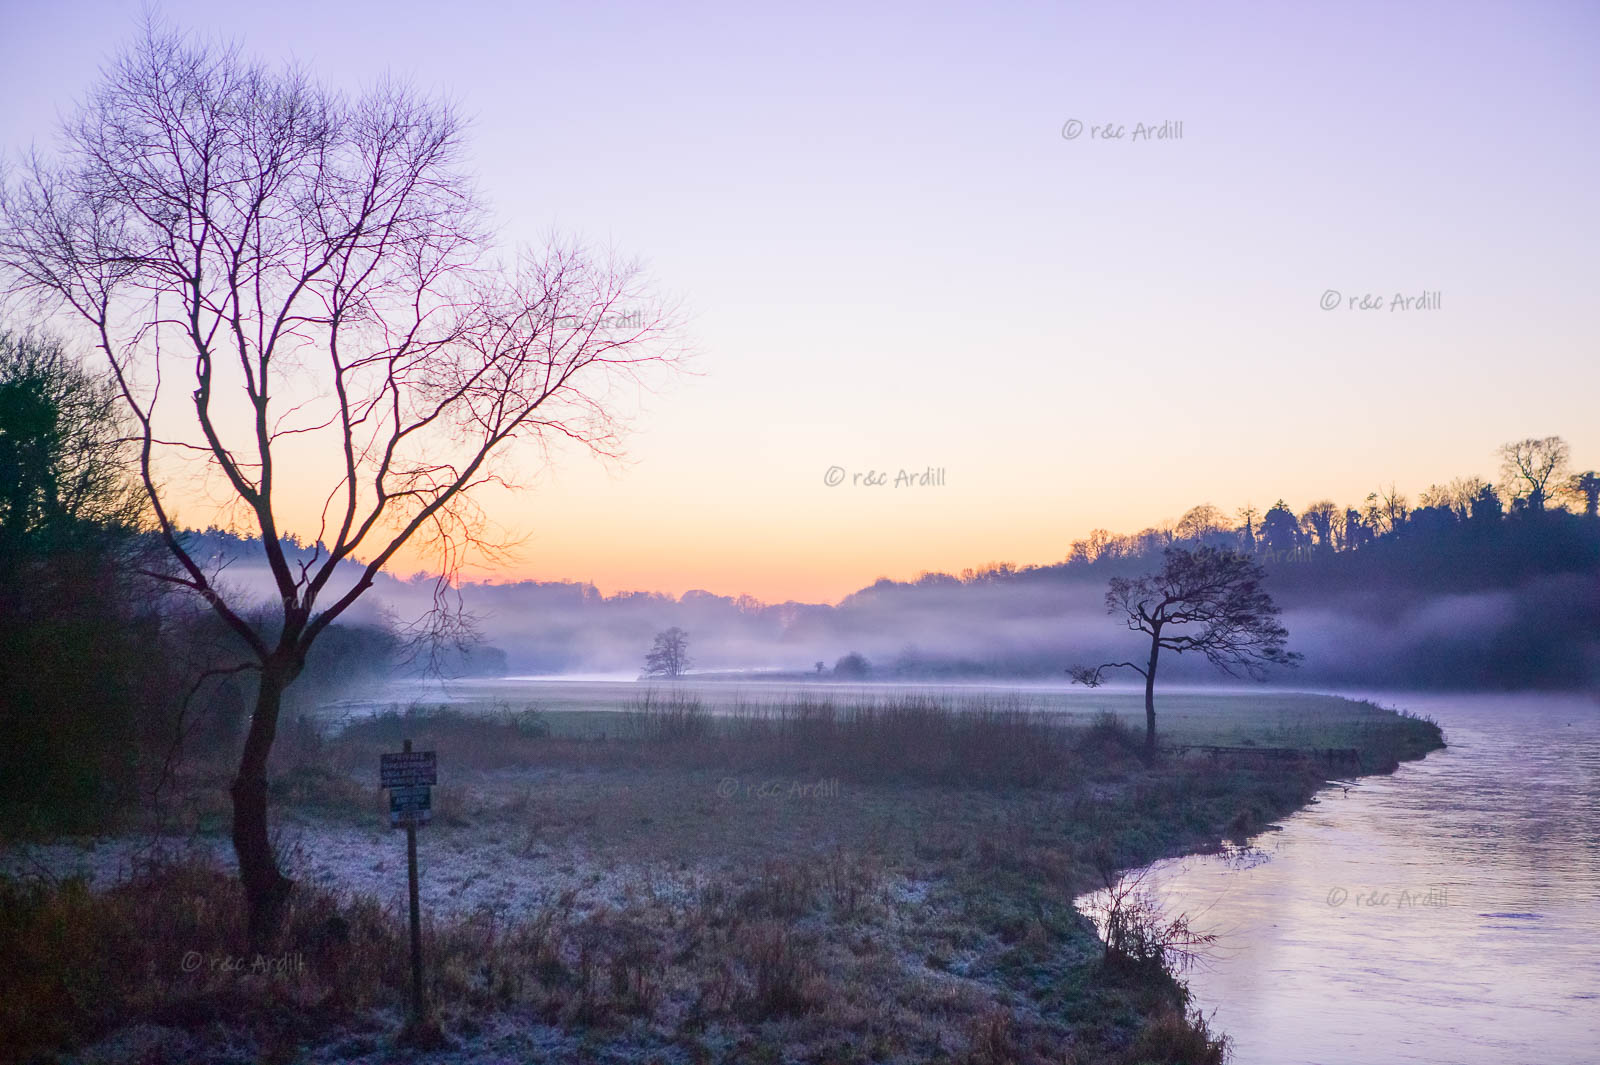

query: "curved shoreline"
(1, 692), (1444, 1063)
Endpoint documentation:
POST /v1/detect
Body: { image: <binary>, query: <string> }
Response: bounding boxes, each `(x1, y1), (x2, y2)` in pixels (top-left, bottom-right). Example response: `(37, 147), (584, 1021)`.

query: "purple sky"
(3, 1), (1596, 601)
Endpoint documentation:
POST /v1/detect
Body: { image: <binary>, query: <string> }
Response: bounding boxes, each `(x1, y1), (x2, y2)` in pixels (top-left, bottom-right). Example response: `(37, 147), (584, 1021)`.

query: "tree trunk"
(232, 662), (295, 947)
(1144, 631), (1161, 753)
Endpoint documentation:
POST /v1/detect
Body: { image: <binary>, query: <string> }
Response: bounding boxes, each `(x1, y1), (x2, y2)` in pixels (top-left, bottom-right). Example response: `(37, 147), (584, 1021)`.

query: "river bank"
(1074, 691), (1599, 1065)
(0, 691), (1442, 1064)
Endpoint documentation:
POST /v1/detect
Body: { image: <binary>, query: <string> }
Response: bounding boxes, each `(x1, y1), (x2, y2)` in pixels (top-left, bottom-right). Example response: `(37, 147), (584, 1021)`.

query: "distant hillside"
(177, 505), (1600, 691)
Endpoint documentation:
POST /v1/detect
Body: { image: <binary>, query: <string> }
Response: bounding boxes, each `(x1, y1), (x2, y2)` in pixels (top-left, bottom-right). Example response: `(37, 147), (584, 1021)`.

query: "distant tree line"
(834, 436), (1597, 689)
(845, 436), (1596, 591)
(47, 428), (1593, 693)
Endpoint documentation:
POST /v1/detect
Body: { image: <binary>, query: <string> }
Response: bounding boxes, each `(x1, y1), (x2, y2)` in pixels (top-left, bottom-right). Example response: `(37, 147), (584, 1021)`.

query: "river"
(1082, 692), (1600, 1064)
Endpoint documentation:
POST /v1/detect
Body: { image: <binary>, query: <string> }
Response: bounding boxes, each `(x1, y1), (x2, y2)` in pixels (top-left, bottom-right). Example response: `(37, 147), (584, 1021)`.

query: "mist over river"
(1082, 692), (1600, 1064)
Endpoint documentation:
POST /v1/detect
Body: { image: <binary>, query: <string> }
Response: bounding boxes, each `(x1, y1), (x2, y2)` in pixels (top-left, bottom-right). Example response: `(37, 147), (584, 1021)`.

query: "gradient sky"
(3, 0), (1596, 603)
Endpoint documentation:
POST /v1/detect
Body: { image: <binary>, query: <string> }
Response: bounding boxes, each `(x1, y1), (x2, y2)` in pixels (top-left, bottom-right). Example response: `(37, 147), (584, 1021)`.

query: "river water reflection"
(1081, 692), (1600, 1064)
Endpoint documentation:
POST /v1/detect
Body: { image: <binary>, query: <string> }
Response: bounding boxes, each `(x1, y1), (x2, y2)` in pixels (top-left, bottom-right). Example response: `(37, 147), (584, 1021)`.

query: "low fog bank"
(194, 544), (1599, 693)
(447, 573), (1594, 691)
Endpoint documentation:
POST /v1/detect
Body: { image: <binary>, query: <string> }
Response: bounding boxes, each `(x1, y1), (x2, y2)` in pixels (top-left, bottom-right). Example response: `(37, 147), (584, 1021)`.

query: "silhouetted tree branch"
(1500, 436), (1570, 512)
(0, 19), (682, 943)
(1069, 546), (1300, 751)
(643, 626), (691, 679)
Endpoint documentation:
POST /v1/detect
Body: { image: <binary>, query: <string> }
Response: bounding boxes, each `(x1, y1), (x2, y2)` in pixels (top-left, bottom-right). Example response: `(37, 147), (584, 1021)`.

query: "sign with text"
(389, 784), (433, 828)
(380, 750), (437, 788)
(381, 740), (433, 1023)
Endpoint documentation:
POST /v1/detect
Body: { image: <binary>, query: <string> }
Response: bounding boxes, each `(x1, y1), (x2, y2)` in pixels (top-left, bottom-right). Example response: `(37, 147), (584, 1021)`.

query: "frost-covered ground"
(8, 693), (1415, 1064)
(7, 764), (1059, 1064)
(4, 763), (890, 921)
(2, 825), (712, 923)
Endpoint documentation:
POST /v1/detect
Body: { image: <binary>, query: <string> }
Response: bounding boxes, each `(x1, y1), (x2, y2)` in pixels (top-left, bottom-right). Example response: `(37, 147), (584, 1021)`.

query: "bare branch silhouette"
(1069, 547), (1300, 751)
(0, 20), (683, 942)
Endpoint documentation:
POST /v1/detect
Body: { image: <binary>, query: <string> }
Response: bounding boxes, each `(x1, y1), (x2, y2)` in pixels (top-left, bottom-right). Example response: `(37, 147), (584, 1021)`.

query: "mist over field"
(3, 5), (1598, 1060)
(187, 519), (1600, 692)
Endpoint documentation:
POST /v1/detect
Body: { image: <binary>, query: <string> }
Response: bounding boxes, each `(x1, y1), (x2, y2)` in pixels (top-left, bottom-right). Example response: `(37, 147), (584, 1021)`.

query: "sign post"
(381, 740), (436, 1038)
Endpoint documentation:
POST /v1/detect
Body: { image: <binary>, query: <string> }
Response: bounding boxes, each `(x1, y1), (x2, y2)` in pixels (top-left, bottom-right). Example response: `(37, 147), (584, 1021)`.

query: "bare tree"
(1359, 485), (1409, 538)
(1416, 484), (1451, 511)
(1068, 547), (1299, 752)
(1499, 436), (1570, 511)
(1379, 484), (1409, 533)
(1446, 476), (1490, 520)
(0, 24), (680, 942)
(1069, 527), (1114, 565)
(1299, 500), (1338, 551)
(1174, 503), (1228, 543)
(643, 626), (691, 678)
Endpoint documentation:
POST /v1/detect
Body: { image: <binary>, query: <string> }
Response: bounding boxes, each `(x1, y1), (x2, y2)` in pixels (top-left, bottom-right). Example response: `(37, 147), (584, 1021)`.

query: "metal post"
(403, 738), (425, 1024)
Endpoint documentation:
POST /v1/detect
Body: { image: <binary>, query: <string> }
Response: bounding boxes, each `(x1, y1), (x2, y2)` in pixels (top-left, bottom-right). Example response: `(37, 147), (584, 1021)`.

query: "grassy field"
(0, 690), (1442, 1064)
(322, 683), (1438, 764)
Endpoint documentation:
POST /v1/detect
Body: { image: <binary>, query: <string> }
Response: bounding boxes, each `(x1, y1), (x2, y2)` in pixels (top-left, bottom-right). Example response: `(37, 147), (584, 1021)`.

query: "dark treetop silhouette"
(1499, 437), (1571, 512)
(1069, 546), (1300, 750)
(0, 331), (160, 834)
(0, 23), (679, 943)
(1572, 471), (1600, 518)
